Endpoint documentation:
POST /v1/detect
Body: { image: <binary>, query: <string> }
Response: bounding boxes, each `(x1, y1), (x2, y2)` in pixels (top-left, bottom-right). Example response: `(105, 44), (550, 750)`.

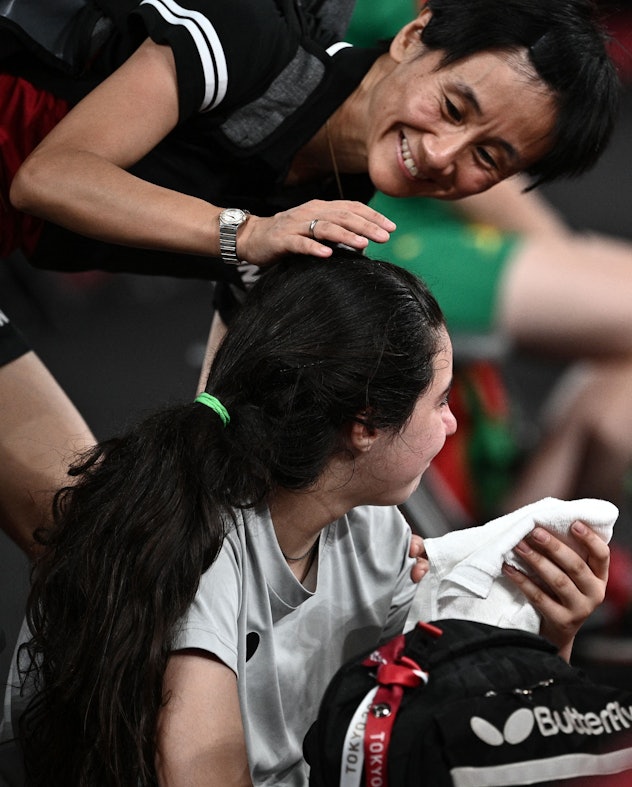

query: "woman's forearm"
(10, 38), (224, 258)
(12, 147), (222, 256)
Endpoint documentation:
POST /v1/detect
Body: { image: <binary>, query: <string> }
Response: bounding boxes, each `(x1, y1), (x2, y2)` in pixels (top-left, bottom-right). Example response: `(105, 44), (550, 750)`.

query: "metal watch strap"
(219, 208), (250, 265)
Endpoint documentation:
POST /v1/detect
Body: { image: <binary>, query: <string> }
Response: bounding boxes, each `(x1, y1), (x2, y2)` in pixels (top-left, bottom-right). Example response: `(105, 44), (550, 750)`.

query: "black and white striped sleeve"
(132, 0), (297, 122)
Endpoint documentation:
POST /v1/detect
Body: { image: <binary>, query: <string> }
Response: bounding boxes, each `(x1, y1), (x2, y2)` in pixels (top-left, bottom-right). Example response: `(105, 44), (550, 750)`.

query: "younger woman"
(11, 253), (609, 786)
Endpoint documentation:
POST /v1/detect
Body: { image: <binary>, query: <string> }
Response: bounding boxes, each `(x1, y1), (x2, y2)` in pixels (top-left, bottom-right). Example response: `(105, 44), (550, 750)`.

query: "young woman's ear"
(390, 6), (432, 63)
(348, 416), (379, 454)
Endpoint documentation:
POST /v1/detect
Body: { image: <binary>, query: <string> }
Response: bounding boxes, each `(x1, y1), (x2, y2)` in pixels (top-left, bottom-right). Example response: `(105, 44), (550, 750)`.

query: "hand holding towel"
(405, 497), (618, 633)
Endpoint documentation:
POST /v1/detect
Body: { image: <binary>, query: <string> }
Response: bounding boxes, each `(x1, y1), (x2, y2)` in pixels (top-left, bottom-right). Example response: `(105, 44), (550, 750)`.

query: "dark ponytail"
(21, 403), (231, 785)
(19, 251), (446, 784)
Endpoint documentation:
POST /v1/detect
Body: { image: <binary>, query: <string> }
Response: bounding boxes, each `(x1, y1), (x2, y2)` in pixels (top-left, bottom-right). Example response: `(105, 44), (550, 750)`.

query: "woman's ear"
(348, 416), (379, 454)
(390, 6), (433, 64)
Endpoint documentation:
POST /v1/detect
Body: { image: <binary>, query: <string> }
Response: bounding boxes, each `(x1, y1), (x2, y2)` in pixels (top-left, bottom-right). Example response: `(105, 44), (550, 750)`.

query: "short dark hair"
(421, 0), (620, 185)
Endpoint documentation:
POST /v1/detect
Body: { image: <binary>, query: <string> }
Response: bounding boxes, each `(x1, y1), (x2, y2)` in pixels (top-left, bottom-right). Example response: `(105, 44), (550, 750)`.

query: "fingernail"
(503, 563), (517, 575)
(514, 540), (531, 555)
(383, 219), (397, 230)
(531, 527), (549, 543)
(571, 521), (587, 536)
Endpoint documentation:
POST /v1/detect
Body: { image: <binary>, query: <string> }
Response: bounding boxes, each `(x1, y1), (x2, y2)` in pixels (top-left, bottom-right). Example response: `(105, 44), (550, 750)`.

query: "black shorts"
(0, 309), (30, 367)
(212, 261), (263, 325)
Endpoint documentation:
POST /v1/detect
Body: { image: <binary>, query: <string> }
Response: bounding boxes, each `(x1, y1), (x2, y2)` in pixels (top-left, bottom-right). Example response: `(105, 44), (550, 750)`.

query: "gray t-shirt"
(173, 504), (416, 786)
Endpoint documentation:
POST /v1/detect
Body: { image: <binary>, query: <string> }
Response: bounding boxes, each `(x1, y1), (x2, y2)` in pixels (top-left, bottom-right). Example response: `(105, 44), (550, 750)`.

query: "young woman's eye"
(445, 98), (462, 122)
(476, 146), (498, 170)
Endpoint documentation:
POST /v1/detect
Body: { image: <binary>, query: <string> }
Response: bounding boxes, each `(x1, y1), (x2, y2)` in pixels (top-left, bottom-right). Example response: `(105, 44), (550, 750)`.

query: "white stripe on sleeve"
(140, 0), (228, 111)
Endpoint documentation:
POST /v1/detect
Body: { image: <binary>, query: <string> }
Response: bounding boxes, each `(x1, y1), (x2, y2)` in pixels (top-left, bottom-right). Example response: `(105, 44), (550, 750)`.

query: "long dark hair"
(19, 251), (446, 785)
(421, 0), (620, 185)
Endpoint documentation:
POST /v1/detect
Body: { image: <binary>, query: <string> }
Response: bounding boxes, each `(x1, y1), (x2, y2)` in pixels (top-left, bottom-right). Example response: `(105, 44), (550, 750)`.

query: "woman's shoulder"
(341, 505), (411, 553)
(131, 0), (301, 117)
(347, 504), (409, 529)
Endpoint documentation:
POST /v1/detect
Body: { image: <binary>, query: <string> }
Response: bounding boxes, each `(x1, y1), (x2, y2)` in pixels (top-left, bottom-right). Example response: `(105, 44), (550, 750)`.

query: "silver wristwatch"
(218, 208), (250, 265)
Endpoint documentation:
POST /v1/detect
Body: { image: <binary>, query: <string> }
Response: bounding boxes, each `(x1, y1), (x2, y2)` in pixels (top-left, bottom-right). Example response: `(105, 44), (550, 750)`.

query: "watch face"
(222, 208), (246, 224)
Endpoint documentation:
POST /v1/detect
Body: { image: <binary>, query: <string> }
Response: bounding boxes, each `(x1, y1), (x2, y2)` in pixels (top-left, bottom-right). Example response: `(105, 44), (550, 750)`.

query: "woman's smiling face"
(365, 15), (558, 200)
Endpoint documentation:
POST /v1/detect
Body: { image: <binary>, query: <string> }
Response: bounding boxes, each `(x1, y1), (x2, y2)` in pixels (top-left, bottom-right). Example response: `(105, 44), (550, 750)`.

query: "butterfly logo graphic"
(470, 708), (535, 746)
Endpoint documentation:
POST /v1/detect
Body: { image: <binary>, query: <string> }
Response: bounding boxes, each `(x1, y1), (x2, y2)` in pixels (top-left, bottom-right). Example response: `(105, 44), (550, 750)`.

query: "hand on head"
(236, 199), (397, 267)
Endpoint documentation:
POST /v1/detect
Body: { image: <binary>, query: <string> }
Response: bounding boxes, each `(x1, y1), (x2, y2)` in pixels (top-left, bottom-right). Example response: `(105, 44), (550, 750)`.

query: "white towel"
(405, 497), (618, 634)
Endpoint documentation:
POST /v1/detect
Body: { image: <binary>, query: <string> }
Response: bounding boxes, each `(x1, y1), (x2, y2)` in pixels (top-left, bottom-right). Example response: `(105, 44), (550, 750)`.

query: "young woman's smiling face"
(365, 15), (558, 200)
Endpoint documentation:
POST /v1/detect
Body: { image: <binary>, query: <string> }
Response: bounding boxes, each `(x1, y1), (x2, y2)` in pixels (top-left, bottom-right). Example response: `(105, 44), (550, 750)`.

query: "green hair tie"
(194, 393), (230, 427)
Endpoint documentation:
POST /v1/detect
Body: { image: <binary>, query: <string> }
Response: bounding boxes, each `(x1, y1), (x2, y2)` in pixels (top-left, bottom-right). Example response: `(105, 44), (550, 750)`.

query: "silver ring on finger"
(309, 218), (319, 240)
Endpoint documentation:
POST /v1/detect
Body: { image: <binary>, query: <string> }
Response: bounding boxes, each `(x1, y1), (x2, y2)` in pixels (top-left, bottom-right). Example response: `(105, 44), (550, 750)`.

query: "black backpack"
(304, 619), (632, 786)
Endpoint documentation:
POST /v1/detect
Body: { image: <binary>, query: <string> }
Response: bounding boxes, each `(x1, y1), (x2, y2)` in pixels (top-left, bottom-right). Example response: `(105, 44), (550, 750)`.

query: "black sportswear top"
(3, 0), (378, 285)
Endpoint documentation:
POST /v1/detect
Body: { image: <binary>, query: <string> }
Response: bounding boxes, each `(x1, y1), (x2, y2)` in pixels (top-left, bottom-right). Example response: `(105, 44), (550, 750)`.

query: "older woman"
(2, 0), (618, 321)
(0, 0), (619, 553)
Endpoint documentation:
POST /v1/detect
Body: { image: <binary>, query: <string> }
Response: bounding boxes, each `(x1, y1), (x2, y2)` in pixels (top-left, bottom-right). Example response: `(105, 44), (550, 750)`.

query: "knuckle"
(551, 573), (571, 593)
(594, 541), (611, 560)
(539, 534), (560, 554)
(595, 583), (607, 605)
(577, 600), (593, 620)
(566, 556), (586, 580)
(553, 615), (573, 631)
(524, 549), (542, 565)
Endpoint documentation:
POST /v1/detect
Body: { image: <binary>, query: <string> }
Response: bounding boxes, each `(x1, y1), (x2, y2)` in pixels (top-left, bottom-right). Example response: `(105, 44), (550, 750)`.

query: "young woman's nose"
(444, 406), (457, 436)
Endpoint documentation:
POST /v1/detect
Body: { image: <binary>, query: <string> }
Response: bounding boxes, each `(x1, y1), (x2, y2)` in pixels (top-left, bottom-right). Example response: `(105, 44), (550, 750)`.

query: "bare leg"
(498, 233), (632, 356)
(197, 311), (228, 393)
(497, 233), (632, 508)
(504, 359), (632, 509)
(0, 352), (94, 557)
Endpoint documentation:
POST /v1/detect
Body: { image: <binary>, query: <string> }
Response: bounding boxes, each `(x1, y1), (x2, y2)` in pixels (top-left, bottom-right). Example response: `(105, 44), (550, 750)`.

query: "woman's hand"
(502, 521), (610, 662)
(237, 199), (396, 267)
(409, 533), (428, 583)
